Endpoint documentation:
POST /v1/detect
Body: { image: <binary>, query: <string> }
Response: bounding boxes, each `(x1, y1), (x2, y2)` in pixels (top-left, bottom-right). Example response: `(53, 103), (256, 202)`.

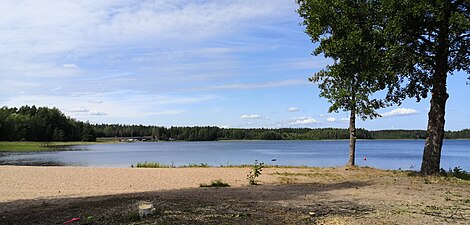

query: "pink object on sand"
(63, 218), (80, 224)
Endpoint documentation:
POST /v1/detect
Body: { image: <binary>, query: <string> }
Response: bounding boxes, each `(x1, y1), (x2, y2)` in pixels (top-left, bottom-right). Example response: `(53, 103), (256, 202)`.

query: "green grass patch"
(0, 141), (97, 152)
(133, 162), (209, 168)
(220, 164), (310, 168)
(135, 162), (172, 168)
(199, 180), (230, 188)
(181, 163), (209, 168)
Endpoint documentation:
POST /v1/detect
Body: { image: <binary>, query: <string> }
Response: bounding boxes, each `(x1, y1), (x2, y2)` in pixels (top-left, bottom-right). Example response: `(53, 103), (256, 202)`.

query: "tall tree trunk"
(421, 72), (448, 175)
(348, 87), (356, 166)
(421, 3), (450, 175)
(348, 109), (356, 166)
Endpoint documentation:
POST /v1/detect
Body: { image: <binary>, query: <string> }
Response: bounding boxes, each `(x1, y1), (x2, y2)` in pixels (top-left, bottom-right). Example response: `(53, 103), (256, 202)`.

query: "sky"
(1, 0), (469, 130)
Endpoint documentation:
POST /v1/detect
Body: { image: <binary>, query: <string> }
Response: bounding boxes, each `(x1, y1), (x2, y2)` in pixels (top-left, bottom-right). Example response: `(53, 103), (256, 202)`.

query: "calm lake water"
(0, 140), (468, 170)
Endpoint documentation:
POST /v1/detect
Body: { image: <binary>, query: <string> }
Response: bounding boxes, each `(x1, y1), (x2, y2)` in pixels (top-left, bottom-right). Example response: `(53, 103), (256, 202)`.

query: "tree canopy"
(297, 0), (396, 165)
(0, 106), (96, 142)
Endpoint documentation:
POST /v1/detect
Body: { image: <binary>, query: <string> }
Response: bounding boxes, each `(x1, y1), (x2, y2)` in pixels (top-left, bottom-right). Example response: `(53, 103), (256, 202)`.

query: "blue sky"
(1, 0), (469, 130)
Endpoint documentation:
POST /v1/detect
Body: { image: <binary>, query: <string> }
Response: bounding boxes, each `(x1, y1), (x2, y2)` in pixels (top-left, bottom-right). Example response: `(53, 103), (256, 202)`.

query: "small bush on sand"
(247, 160), (264, 185)
(441, 166), (470, 180)
(199, 180), (230, 188)
(135, 162), (171, 168)
(184, 163), (209, 168)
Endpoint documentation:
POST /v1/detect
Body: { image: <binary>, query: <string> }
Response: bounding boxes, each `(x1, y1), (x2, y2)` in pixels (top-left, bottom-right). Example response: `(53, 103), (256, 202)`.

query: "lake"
(0, 140), (468, 171)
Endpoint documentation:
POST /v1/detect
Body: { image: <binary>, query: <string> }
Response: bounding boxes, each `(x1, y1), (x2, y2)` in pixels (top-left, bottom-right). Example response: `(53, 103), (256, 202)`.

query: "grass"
(442, 167), (470, 181)
(181, 163), (209, 168)
(135, 162), (172, 168)
(0, 141), (98, 152)
(133, 162), (319, 169)
(221, 164), (309, 168)
(133, 162), (209, 168)
(199, 180), (230, 188)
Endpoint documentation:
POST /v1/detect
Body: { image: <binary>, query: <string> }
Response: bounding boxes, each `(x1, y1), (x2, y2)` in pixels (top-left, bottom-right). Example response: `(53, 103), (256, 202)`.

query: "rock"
(138, 202), (156, 218)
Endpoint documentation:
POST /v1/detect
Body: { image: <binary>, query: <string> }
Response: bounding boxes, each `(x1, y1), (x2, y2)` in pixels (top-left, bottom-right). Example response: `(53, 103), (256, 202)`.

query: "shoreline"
(2, 138), (470, 152)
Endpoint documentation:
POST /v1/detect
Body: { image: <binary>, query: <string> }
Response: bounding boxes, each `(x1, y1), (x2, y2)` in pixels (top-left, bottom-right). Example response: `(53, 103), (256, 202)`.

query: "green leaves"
(384, 0), (469, 100)
(298, 0), (392, 120)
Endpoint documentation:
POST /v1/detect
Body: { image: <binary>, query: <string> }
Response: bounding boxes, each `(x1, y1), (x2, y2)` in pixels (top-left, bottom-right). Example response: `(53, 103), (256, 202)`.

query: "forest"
(1, 106), (468, 142)
(0, 106), (96, 142)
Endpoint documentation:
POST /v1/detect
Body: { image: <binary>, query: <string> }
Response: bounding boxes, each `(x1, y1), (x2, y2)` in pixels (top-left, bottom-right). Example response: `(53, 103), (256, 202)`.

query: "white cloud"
(67, 107), (106, 116)
(3, 92), (216, 122)
(289, 117), (319, 125)
(381, 108), (419, 117)
(68, 107), (90, 113)
(62, 64), (79, 69)
(195, 79), (305, 91)
(241, 114), (262, 119)
(287, 107), (299, 112)
(0, 0), (294, 82)
(0, 0), (291, 58)
(87, 111), (107, 116)
(0, 61), (82, 78)
(281, 57), (333, 69)
(340, 118), (349, 122)
(326, 117), (337, 122)
(143, 110), (185, 116)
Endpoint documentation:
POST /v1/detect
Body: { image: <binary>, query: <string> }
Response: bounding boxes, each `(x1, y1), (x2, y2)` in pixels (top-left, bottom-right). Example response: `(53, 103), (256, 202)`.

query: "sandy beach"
(1, 166), (469, 224)
(0, 166), (294, 203)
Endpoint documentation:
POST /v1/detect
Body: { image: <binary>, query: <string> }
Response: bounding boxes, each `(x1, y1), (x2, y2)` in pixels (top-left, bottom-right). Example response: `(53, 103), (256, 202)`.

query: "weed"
(277, 176), (297, 184)
(199, 180), (230, 188)
(441, 166), (470, 180)
(183, 163), (209, 168)
(247, 160), (264, 185)
(135, 162), (210, 168)
(136, 161), (171, 168)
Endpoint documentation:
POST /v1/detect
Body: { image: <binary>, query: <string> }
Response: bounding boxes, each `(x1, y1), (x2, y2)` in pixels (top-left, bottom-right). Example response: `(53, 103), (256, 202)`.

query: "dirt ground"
(0, 166), (469, 224)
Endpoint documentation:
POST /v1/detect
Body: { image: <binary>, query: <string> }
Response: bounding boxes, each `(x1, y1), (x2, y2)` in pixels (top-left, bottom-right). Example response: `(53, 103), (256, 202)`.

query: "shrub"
(199, 180), (230, 188)
(441, 166), (470, 180)
(247, 160), (264, 185)
(135, 162), (171, 168)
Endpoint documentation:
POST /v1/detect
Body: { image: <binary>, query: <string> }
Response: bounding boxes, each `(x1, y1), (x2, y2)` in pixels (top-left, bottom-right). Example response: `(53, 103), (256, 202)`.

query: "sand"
(1, 166), (469, 224)
(0, 166), (297, 203)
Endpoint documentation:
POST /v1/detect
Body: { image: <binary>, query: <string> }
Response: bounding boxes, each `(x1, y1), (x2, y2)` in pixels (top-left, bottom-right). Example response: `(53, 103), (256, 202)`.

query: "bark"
(348, 109), (356, 166)
(421, 3), (450, 175)
(421, 74), (448, 175)
(348, 88), (356, 166)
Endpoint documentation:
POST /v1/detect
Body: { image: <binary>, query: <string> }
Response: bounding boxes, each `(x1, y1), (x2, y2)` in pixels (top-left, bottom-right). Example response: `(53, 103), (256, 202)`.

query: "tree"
(297, 0), (393, 165)
(384, 0), (469, 175)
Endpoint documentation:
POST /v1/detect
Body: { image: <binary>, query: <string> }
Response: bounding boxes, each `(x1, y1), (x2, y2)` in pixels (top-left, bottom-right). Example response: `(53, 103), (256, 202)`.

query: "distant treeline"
(93, 125), (373, 141)
(1, 106), (469, 142)
(0, 106), (96, 141)
(94, 125), (470, 141)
